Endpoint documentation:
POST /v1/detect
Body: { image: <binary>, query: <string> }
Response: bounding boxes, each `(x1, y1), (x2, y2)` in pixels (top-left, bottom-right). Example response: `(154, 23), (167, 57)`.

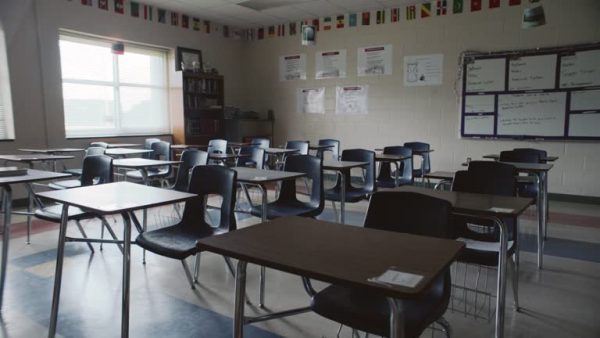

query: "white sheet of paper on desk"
(370, 269), (423, 288)
(488, 207), (514, 213)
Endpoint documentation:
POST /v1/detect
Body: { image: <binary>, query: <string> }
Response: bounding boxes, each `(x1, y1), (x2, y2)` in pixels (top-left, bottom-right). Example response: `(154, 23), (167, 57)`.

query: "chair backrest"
(404, 141), (431, 174)
(251, 137), (270, 149)
(455, 161), (517, 196)
(89, 142), (108, 148)
(317, 139), (340, 160)
(182, 165), (237, 232)
(340, 149), (376, 193)
(237, 146), (265, 169)
(80, 155), (113, 186)
(207, 139), (227, 154)
(285, 140), (309, 155)
(143, 138), (161, 159)
(279, 155), (324, 213)
(85, 146), (105, 156)
(377, 146), (413, 184)
(149, 141), (172, 174)
(173, 150), (208, 192)
(502, 148), (545, 163)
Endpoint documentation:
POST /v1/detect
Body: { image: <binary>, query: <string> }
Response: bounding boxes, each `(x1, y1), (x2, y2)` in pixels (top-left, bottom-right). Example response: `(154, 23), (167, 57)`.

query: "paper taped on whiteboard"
(497, 92), (566, 137)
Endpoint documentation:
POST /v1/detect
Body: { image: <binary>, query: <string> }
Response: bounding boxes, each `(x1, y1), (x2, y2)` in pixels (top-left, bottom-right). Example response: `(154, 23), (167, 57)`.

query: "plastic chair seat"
(34, 204), (89, 222)
(49, 179), (82, 190)
(136, 222), (222, 260)
(311, 274), (449, 338)
(325, 186), (371, 202)
(250, 200), (321, 219)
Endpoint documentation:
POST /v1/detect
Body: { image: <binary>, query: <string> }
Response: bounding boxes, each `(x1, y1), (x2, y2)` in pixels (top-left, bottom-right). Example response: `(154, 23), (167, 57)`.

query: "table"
(105, 148), (153, 158)
(263, 148), (299, 170)
(209, 152), (249, 165)
(0, 169), (71, 310)
(423, 171), (456, 190)
(483, 154), (559, 162)
(375, 154), (411, 187)
(37, 182), (195, 338)
(196, 216), (464, 338)
(0, 154), (75, 172)
(103, 143), (142, 148)
(18, 148), (85, 154)
(322, 160), (368, 224)
(387, 186), (533, 338)
(113, 158), (181, 184)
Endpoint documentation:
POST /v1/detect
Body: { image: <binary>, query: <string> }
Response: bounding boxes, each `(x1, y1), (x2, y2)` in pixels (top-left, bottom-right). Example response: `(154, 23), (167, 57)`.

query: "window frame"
(0, 22), (16, 141)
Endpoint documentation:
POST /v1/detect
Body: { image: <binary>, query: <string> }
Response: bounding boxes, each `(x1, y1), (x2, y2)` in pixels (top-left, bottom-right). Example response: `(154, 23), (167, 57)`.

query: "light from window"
(59, 33), (169, 138)
(0, 24), (16, 140)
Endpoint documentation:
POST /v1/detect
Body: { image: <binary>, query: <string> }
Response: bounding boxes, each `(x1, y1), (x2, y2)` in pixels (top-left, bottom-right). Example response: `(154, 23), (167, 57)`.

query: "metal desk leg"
(120, 212), (132, 338)
(141, 169), (149, 264)
(0, 186), (12, 310)
(234, 260), (248, 338)
(258, 184), (267, 308)
(535, 174), (544, 269)
(340, 171), (346, 224)
(387, 298), (405, 338)
(493, 217), (508, 338)
(48, 204), (70, 338)
(542, 171), (549, 239)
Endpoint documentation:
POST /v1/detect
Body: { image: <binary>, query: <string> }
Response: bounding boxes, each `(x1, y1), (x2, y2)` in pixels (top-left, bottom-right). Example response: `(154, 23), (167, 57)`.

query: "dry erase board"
(460, 43), (600, 140)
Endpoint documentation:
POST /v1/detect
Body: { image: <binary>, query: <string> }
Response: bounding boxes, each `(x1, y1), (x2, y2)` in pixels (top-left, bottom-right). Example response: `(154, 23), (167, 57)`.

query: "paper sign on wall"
(297, 87), (325, 114)
(403, 54), (444, 86)
(358, 45), (392, 76)
(336, 85), (368, 115)
(316, 50), (347, 79)
(279, 54), (306, 81)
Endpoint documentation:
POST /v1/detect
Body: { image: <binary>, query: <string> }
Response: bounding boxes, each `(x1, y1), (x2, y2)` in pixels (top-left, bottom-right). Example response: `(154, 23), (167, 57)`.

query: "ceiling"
(140, 0), (415, 28)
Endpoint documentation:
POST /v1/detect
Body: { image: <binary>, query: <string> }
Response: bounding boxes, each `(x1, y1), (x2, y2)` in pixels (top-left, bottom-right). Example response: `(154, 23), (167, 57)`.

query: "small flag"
(98, 0), (108, 10)
(289, 22), (297, 35)
(130, 1), (140, 17)
(258, 28), (264, 40)
(143, 5), (153, 20)
(421, 3), (432, 18)
(391, 8), (400, 22)
(192, 18), (200, 31)
(312, 19), (320, 31)
(349, 13), (357, 27)
(453, 0), (464, 13)
(171, 12), (179, 26)
(471, 0), (482, 11)
(81, 0), (93, 6)
(336, 15), (344, 28)
(323, 17), (332, 30)
(509, 0), (521, 5)
(406, 5), (417, 20)
(268, 26), (275, 37)
(114, 0), (124, 14)
(437, 1), (448, 15)
(157, 9), (166, 23)
(361, 11), (370, 25)
(181, 15), (189, 28)
(224, 25), (229, 38)
(489, 0), (500, 8)
(204, 20), (211, 33)
(277, 24), (285, 36)
(376, 10), (385, 24)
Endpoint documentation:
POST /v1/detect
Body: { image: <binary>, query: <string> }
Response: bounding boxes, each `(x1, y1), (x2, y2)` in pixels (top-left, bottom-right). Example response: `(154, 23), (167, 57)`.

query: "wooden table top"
(197, 216), (464, 299)
(18, 148), (85, 154)
(113, 158), (181, 168)
(375, 148), (434, 155)
(498, 161), (554, 172)
(0, 169), (71, 185)
(375, 154), (411, 162)
(36, 182), (195, 214)
(232, 167), (305, 184)
(483, 154), (559, 162)
(424, 171), (456, 180)
(323, 160), (368, 170)
(104, 148), (152, 156)
(309, 144), (334, 150)
(0, 154), (75, 162)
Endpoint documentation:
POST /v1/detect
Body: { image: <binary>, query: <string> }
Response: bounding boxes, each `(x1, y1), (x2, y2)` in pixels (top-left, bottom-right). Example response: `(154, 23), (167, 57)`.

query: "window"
(59, 33), (169, 138)
(0, 24), (16, 140)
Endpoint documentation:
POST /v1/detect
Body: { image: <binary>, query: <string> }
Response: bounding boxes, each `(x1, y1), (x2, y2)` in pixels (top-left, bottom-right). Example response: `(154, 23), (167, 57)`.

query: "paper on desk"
(488, 207), (514, 213)
(369, 268), (423, 288)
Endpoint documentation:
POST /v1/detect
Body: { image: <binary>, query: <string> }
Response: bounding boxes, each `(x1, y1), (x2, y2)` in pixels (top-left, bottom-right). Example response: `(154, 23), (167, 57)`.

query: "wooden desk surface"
(483, 154), (559, 162)
(197, 216), (464, 299)
(309, 144), (334, 150)
(375, 148), (434, 155)
(375, 154), (411, 161)
(18, 148), (85, 154)
(498, 161), (553, 173)
(233, 167), (305, 184)
(0, 154), (74, 162)
(323, 160), (368, 170)
(36, 182), (195, 214)
(113, 158), (181, 168)
(0, 169), (70, 185)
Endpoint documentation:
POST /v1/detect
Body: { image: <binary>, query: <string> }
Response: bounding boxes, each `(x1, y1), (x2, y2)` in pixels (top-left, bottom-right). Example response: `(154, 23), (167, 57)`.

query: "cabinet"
(173, 72), (224, 145)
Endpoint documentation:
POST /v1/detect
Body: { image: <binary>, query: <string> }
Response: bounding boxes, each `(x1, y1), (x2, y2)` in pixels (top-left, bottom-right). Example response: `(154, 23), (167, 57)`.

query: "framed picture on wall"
(176, 47), (202, 72)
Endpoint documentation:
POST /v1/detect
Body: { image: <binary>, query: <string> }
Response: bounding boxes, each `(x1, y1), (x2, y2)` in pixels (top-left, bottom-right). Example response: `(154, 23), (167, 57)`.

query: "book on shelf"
(0, 167), (27, 177)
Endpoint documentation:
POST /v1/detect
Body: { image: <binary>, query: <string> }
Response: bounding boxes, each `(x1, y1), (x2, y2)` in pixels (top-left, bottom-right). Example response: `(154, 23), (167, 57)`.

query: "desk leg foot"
(48, 204), (69, 338)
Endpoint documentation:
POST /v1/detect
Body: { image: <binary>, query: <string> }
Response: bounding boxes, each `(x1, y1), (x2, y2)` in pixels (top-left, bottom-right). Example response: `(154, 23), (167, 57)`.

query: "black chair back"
(89, 142), (108, 148)
(207, 139), (227, 154)
(143, 138), (161, 159)
(338, 149), (376, 194)
(251, 137), (270, 149)
(237, 146), (265, 169)
(80, 155), (113, 186)
(376, 146), (413, 186)
(317, 139), (340, 160)
(285, 140), (309, 155)
(279, 155), (324, 213)
(404, 141), (431, 176)
(499, 150), (541, 164)
(149, 141), (172, 174)
(85, 146), (105, 156)
(173, 150), (208, 192)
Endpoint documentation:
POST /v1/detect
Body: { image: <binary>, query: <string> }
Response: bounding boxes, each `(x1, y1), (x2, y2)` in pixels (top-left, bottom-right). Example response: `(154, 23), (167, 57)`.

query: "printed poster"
(316, 50), (347, 79)
(297, 88), (325, 114)
(279, 54), (307, 81)
(403, 54), (444, 86)
(358, 45), (392, 76)
(336, 85), (369, 115)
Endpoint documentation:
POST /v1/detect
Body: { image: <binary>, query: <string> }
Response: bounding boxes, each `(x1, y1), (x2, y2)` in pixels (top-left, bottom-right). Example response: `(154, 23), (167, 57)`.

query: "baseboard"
(548, 193), (600, 205)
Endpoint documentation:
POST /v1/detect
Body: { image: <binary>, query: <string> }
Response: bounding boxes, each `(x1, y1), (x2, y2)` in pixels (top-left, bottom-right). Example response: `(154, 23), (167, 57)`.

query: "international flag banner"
(453, 0), (463, 13)
(323, 17), (332, 30)
(268, 26), (275, 37)
(421, 3), (431, 18)
(312, 19), (320, 31)
(336, 15), (344, 28)
(258, 28), (264, 40)
(471, 0), (482, 11)
(204, 21), (211, 33)
(436, 1), (447, 15)
(232, 29), (242, 40)
(98, 0), (108, 10)
(181, 15), (189, 28)
(391, 8), (400, 22)
(114, 0), (124, 14)
(143, 5), (153, 20)
(171, 12), (179, 26)
(509, 0), (521, 5)
(376, 10), (385, 24)
(277, 24), (285, 36)
(130, 2), (140, 17)
(289, 22), (297, 35)
(489, 0), (500, 8)
(349, 13), (357, 27)
(157, 9), (166, 23)
(81, 0), (93, 6)
(362, 11), (370, 25)
(192, 18), (200, 31)
(224, 25), (229, 38)
(406, 5), (417, 20)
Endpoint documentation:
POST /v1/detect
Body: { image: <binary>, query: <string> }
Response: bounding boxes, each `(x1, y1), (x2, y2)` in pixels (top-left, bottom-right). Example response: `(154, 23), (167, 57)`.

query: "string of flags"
(69, 0), (524, 42)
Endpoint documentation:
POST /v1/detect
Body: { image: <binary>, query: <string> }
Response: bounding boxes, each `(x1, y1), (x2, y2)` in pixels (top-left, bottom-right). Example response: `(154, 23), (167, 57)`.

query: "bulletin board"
(460, 43), (600, 140)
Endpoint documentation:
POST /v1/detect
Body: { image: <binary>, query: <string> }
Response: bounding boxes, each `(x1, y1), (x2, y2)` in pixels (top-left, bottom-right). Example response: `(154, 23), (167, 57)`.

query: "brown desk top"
(36, 182), (195, 214)
(424, 171), (455, 180)
(387, 186), (534, 217)
(309, 144), (334, 150)
(498, 161), (553, 172)
(113, 158), (181, 168)
(18, 148), (85, 154)
(0, 154), (74, 162)
(0, 169), (70, 185)
(197, 216), (464, 299)
(483, 154), (559, 162)
(375, 148), (434, 155)
(375, 154), (411, 162)
(233, 167), (305, 184)
(323, 160), (368, 170)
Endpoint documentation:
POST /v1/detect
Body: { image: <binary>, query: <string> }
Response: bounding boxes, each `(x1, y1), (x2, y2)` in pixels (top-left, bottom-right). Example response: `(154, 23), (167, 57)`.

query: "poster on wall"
(315, 50), (347, 79)
(357, 45), (392, 76)
(297, 87), (325, 114)
(279, 54), (307, 81)
(335, 85), (369, 115)
(403, 54), (444, 86)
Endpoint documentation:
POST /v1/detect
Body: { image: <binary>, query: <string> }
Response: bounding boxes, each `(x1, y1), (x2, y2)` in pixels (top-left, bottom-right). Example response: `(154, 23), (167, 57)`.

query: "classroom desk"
(483, 154), (559, 162)
(196, 216), (464, 338)
(386, 185), (533, 338)
(102, 143), (142, 148)
(322, 160), (369, 224)
(0, 169), (71, 311)
(18, 148), (85, 154)
(424, 171), (456, 190)
(38, 182), (194, 338)
(104, 148), (153, 158)
(0, 154), (75, 172)
(308, 144), (334, 158)
(375, 154), (411, 187)
(263, 148), (299, 169)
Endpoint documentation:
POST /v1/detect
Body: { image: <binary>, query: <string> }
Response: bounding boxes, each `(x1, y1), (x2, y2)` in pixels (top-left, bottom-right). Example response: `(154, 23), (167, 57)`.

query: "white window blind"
(0, 24), (16, 140)
(59, 32), (169, 138)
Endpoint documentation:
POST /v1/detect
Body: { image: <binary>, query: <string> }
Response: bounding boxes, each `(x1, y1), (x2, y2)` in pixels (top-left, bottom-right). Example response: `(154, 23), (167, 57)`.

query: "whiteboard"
(465, 95), (494, 113)
(569, 113), (600, 137)
(560, 49), (600, 88)
(464, 115), (494, 135)
(508, 54), (557, 91)
(465, 58), (505, 93)
(570, 90), (600, 111)
(497, 92), (566, 137)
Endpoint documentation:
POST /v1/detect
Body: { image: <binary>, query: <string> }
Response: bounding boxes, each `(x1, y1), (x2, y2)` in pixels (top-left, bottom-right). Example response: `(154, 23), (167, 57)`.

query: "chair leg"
(224, 256), (236, 278)
(437, 316), (452, 338)
(509, 255), (520, 311)
(100, 219), (105, 251)
(331, 200), (338, 220)
(75, 220), (95, 254)
(181, 259), (195, 289)
(194, 253), (201, 283)
(336, 324), (344, 338)
(101, 217), (123, 254)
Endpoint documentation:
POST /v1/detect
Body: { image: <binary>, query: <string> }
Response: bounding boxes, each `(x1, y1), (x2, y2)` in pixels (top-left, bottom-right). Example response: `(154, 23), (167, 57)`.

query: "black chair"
(236, 146), (265, 169)
(251, 137), (270, 149)
(126, 140), (172, 185)
(142, 138), (161, 159)
(512, 148), (547, 163)
(309, 191), (453, 337)
(54, 146), (107, 188)
(316, 139), (340, 161)
(35, 155), (121, 253)
(250, 155), (324, 220)
(404, 142), (431, 181)
(135, 165), (237, 289)
(89, 141), (108, 148)
(171, 150), (208, 192)
(206, 139), (227, 165)
(285, 140), (309, 155)
(376, 146), (414, 188)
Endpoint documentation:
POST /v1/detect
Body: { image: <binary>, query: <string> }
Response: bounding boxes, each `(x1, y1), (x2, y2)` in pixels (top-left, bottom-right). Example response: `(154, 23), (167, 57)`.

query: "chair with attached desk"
(308, 191), (453, 338)
(53, 146), (106, 187)
(376, 146), (414, 188)
(207, 139), (227, 165)
(142, 138), (161, 159)
(136, 165), (238, 289)
(317, 139), (340, 160)
(236, 145), (265, 169)
(404, 142), (431, 182)
(125, 141), (172, 186)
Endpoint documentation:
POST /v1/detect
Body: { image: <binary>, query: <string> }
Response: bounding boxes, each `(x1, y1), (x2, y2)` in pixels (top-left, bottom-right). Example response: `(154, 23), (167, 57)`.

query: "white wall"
(240, 0), (600, 197)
